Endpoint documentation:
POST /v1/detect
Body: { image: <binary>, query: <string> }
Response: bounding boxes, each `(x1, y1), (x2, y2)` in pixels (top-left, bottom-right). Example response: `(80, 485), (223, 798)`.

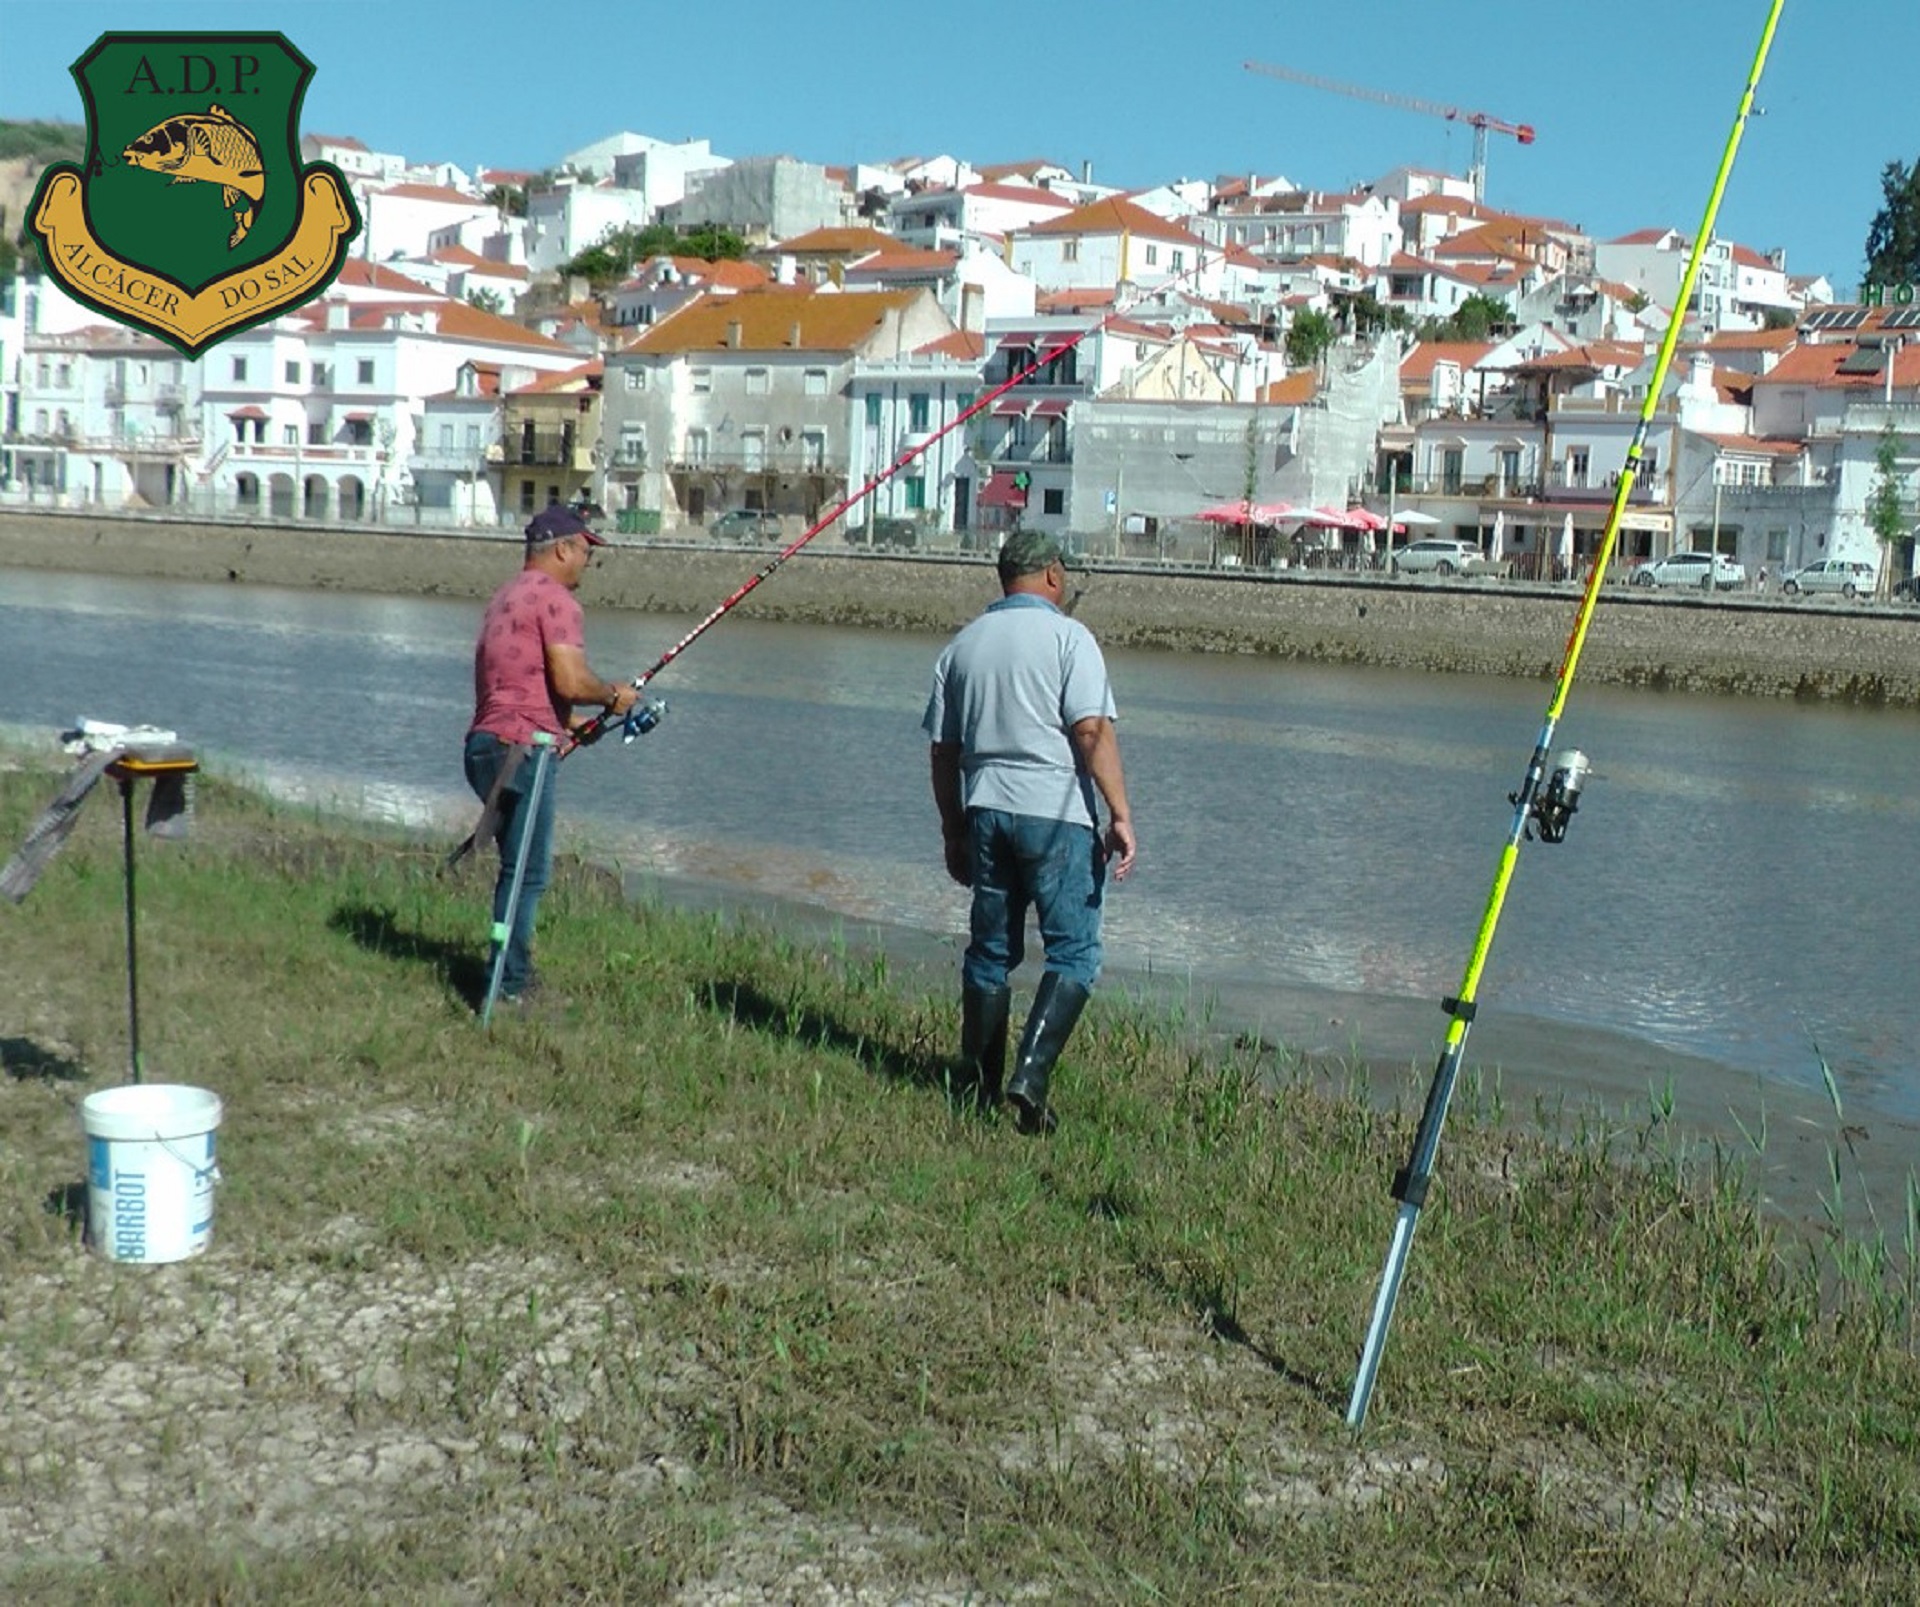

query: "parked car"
(1390, 538), (1481, 576)
(844, 515), (918, 551)
(708, 508), (780, 542)
(1780, 558), (1876, 598)
(1631, 551), (1748, 591)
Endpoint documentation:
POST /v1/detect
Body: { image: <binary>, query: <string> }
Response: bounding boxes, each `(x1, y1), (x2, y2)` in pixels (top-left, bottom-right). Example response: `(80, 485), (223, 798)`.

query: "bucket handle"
(150, 1130), (221, 1186)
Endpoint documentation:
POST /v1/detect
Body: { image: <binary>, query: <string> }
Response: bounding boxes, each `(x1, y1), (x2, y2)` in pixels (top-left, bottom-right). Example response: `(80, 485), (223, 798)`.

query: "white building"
(524, 177), (657, 276)
(1008, 197), (1225, 300)
(361, 182), (498, 265)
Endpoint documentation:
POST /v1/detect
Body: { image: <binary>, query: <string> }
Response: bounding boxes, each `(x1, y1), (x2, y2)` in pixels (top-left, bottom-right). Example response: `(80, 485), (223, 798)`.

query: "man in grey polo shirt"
(923, 530), (1138, 1133)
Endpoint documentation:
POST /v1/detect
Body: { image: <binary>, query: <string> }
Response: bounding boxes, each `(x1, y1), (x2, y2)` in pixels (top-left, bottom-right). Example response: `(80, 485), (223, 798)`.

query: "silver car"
(1390, 538), (1481, 576)
(1631, 551), (1748, 591)
(1780, 558), (1875, 598)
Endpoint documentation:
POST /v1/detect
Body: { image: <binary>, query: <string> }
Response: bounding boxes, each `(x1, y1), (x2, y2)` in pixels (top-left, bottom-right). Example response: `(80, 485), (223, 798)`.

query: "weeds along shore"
(3, 760), (1920, 1598)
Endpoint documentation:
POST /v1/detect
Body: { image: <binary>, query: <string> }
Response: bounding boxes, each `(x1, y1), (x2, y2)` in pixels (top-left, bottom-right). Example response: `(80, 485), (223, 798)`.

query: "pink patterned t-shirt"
(469, 569), (584, 745)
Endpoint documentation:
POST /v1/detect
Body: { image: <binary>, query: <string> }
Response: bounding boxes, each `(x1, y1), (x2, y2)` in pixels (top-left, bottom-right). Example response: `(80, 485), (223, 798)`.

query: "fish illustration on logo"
(27, 31), (360, 356)
(122, 103), (266, 248)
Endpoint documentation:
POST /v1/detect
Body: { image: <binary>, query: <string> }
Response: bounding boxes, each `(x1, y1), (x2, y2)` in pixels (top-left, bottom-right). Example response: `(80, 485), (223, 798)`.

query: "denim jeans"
(962, 808), (1105, 992)
(463, 732), (557, 997)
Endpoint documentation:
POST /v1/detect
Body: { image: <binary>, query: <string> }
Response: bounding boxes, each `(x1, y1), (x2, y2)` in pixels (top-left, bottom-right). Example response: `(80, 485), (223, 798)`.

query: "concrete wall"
(6, 509), (1920, 705)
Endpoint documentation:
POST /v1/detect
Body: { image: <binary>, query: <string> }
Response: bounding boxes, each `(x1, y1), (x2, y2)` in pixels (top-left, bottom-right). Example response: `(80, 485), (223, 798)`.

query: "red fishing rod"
(563, 258), (1220, 754)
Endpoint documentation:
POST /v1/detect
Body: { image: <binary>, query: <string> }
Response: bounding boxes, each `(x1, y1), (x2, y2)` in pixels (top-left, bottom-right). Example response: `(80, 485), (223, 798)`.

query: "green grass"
(3, 760), (1920, 1602)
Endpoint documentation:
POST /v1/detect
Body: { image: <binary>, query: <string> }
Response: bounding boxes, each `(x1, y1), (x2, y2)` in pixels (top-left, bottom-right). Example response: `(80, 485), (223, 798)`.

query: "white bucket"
(81, 1084), (224, 1264)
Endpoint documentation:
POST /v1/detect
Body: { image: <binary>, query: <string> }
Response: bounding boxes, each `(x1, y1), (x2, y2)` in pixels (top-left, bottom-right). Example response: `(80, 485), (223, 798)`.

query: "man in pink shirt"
(464, 505), (638, 1007)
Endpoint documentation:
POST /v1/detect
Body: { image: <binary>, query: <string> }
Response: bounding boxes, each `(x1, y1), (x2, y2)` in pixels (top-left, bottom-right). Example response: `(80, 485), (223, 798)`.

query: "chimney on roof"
(775, 253), (796, 285)
(725, 319), (742, 349)
(1082, 160), (1092, 184)
(788, 320), (802, 347)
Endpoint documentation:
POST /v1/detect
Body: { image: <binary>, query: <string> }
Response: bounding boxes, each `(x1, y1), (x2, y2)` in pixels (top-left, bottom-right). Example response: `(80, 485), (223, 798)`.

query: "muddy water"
(7, 566), (1920, 1132)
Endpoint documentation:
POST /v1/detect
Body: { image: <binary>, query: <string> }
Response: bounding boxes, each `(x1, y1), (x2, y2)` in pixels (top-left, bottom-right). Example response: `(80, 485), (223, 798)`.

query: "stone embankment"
(5, 509), (1920, 705)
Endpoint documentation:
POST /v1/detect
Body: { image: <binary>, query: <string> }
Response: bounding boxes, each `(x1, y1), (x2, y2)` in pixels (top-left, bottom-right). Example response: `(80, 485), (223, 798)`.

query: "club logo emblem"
(27, 32), (361, 356)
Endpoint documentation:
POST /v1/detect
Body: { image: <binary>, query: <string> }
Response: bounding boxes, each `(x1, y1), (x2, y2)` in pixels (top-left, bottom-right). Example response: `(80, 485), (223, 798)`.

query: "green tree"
(466, 286), (504, 315)
(1285, 307), (1335, 370)
(1863, 158), (1920, 291)
(1419, 293), (1515, 344)
(562, 222), (748, 286)
(1866, 420), (1911, 594)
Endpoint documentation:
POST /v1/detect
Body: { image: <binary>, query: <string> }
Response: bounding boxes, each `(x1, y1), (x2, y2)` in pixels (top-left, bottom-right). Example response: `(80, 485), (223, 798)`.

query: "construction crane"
(1244, 60), (1535, 205)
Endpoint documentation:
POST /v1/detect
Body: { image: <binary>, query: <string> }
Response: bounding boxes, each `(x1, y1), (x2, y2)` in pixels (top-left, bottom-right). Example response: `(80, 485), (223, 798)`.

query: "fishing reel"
(620, 698), (668, 744)
(1522, 748), (1590, 843)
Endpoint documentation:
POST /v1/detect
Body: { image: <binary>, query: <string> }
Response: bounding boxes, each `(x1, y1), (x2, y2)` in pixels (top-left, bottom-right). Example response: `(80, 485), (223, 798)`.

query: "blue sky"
(3, 0), (1911, 295)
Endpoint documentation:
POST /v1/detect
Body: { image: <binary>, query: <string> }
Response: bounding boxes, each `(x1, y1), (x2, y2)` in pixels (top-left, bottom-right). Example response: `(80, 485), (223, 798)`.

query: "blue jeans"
(962, 809), (1105, 992)
(463, 732), (558, 996)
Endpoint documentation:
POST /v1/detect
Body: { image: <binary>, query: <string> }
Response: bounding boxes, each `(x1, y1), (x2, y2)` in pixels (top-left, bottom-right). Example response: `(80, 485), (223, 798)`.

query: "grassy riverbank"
(3, 763), (1920, 1601)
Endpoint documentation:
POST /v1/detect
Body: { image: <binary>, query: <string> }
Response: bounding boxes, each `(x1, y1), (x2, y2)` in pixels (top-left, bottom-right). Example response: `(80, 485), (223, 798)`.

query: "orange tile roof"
(963, 181), (1075, 208)
(1037, 287), (1117, 312)
(377, 182), (488, 205)
(512, 359), (603, 395)
(976, 159), (1071, 182)
(1401, 341), (1496, 382)
(915, 330), (986, 360)
(772, 226), (899, 255)
(1699, 326), (1798, 352)
(1261, 370), (1319, 405)
(626, 288), (922, 354)
(1694, 432), (1806, 455)
(1022, 196), (1205, 247)
(335, 260), (439, 295)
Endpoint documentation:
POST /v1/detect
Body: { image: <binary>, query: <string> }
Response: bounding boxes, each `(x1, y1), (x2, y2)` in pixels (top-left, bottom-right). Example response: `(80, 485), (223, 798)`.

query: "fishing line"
(1344, 0), (1789, 1431)
(445, 253), (1219, 869)
(561, 253), (1218, 756)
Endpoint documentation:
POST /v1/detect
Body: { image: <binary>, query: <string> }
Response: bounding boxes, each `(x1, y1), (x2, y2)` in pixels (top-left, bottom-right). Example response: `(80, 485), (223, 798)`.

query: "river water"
(6, 565), (1920, 1126)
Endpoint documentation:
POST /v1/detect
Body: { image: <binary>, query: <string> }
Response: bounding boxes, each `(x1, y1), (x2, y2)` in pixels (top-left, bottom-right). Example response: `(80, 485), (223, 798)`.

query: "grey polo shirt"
(922, 593), (1117, 827)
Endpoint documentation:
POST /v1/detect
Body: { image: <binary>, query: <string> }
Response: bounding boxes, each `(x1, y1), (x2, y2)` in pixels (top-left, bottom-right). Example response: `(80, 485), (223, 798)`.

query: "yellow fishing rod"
(1346, 0), (1789, 1431)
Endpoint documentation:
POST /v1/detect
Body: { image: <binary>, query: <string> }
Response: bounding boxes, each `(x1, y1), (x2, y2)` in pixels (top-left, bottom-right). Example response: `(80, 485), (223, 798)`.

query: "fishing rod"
(561, 259), (1214, 756)
(443, 254), (1218, 870)
(1344, 0), (1788, 1432)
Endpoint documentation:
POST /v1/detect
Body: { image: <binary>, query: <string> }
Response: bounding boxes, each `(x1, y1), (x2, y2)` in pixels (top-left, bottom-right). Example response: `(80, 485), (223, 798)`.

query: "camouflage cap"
(996, 529), (1070, 580)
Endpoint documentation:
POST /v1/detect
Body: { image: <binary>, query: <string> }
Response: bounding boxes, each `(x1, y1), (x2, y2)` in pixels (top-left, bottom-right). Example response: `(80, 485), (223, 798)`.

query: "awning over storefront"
(343, 411), (374, 422)
(977, 472), (1029, 509)
(994, 332), (1038, 352)
(1030, 398), (1071, 417)
(991, 397), (1031, 417)
(227, 405), (268, 420)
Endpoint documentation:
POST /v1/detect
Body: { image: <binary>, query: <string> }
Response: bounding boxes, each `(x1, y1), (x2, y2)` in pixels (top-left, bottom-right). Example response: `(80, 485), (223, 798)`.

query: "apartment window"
(1639, 448), (1659, 484)
(311, 362), (330, 387)
(908, 392), (930, 431)
(801, 430), (825, 470)
(619, 425), (646, 465)
(35, 361), (48, 386)
(309, 422), (326, 444)
(904, 475), (926, 510)
(520, 481), (536, 514)
(465, 424), (481, 450)
(284, 360), (299, 383)
(1043, 488), (1065, 515)
(33, 409), (48, 433)
(1171, 250), (1185, 271)
(1566, 446), (1590, 486)
(865, 393), (882, 426)
(691, 367), (712, 394)
(56, 363), (71, 387)
(1062, 240), (1079, 263)
(283, 424), (299, 446)
(804, 368), (828, 397)
(625, 367), (646, 391)
(357, 359), (374, 384)
(741, 430), (765, 470)
(232, 357), (248, 382)
(1499, 448), (1521, 488)
(1441, 448), (1464, 494)
(439, 424), (454, 450)
(1144, 245), (1159, 267)
(745, 367), (770, 396)
(685, 428), (709, 464)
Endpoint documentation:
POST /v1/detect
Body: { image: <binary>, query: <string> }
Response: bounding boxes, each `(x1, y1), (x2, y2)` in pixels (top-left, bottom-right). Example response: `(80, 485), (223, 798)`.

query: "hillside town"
(2, 125), (1916, 589)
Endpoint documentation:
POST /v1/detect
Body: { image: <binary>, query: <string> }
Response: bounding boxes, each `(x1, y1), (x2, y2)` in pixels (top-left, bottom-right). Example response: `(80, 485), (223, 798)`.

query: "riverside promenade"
(6, 508), (1920, 706)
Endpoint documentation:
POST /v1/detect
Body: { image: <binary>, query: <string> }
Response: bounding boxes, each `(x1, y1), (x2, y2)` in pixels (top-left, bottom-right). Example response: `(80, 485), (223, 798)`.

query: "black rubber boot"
(959, 985), (1012, 1108)
(1005, 973), (1091, 1136)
